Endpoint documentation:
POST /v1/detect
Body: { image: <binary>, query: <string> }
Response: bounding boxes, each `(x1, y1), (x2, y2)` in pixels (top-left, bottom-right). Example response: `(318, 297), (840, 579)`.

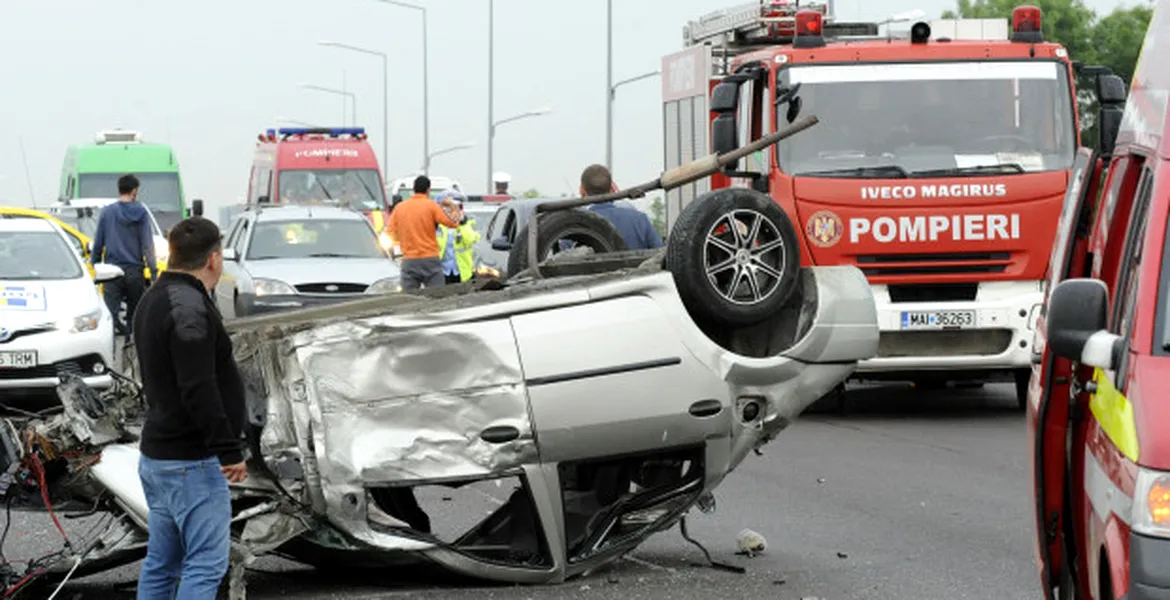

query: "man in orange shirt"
(386, 175), (463, 291)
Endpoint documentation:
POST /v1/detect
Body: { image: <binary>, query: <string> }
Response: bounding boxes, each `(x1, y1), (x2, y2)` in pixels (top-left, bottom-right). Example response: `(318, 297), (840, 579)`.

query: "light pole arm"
(610, 70), (661, 98)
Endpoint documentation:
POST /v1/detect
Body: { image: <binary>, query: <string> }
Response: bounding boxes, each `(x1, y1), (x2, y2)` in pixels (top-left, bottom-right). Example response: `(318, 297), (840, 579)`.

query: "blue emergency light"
(277, 127), (366, 137)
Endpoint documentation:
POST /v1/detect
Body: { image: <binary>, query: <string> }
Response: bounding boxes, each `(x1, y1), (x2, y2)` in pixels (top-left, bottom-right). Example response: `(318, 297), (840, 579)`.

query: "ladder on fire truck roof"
(684, 1), (879, 73)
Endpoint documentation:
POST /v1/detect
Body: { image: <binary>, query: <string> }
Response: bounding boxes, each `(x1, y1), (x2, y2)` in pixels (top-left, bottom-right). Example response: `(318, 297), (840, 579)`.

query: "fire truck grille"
(877, 330), (1014, 358)
(857, 252), (1010, 276)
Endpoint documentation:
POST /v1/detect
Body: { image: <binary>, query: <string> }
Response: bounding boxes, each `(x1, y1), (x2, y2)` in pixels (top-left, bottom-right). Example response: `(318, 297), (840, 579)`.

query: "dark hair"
(413, 175), (431, 194)
(580, 164), (612, 196)
(118, 174), (140, 196)
(167, 217), (222, 271)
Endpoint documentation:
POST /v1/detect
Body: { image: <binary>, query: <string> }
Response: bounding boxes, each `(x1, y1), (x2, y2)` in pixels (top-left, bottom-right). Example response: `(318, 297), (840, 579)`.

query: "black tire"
(507, 209), (628, 276)
(665, 187), (800, 326)
(1014, 368), (1031, 411)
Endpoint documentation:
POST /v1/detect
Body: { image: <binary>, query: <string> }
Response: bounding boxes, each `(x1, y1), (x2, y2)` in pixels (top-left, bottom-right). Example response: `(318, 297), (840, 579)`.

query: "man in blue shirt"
(91, 174), (158, 336)
(580, 164), (664, 250)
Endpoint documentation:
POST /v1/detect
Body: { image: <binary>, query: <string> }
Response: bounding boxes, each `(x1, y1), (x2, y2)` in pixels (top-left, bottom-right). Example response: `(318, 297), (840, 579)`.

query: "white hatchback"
(0, 218), (123, 393)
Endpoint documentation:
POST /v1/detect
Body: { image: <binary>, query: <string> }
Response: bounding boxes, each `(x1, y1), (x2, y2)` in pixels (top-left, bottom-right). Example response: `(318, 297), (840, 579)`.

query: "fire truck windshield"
(278, 169), (386, 211)
(775, 61), (1076, 179)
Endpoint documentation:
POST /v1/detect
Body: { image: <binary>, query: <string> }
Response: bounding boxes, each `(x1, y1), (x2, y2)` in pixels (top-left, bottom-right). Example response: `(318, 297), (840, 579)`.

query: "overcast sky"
(0, 0), (1133, 217)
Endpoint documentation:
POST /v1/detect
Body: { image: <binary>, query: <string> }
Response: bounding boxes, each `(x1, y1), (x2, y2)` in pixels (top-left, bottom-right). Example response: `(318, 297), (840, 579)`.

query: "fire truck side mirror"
(711, 82), (740, 113)
(1096, 74), (1127, 105)
(712, 114), (739, 164)
(1046, 278), (1122, 369)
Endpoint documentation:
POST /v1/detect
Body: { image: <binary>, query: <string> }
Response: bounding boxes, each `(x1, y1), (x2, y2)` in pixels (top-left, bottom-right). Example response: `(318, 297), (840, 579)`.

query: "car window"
(247, 219), (385, 260)
(233, 220), (251, 255)
(502, 209), (518, 242)
(0, 231), (84, 280)
(486, 207), (505, 240)
(1110, 167), (1154, 386)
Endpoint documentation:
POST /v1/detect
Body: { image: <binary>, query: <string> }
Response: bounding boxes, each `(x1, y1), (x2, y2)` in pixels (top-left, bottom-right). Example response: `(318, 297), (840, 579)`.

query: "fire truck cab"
(664, 2), (1088, 408)
(247, 127), (392, 238)
(1028, 2), (1170, 598)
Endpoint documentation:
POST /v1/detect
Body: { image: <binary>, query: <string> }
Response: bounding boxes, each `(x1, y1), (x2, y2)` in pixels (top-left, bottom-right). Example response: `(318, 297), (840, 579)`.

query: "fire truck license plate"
(0, 351), (36, 369)
(900, 310), (975, 330)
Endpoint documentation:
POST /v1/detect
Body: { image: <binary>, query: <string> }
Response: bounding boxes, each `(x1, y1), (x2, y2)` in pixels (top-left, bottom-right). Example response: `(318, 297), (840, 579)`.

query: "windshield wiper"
(910, 164), (1026, 178)
(798, 165), (909, 179)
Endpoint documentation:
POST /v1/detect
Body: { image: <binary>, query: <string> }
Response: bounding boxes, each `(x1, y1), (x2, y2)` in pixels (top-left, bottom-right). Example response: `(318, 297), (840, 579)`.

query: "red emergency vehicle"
(247, 127), (392, 238)
(1028, 2), (1170, 597)
(663, 2), (1089, 407)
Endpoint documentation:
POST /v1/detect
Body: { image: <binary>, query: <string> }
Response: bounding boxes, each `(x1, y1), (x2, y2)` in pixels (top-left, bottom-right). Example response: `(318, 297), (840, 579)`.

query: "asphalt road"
(6, 382), (1040, 599)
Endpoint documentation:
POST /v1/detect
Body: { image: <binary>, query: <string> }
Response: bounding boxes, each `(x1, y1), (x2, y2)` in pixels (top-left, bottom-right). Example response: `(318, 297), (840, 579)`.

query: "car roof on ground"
(250, 204), (366, 222)
(0, 217), (59, 233)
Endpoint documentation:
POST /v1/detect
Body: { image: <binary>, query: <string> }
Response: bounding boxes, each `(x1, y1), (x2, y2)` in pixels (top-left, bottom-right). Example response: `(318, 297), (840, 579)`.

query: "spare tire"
(507, 209), (628, 275)
(665, 187), (800, 326)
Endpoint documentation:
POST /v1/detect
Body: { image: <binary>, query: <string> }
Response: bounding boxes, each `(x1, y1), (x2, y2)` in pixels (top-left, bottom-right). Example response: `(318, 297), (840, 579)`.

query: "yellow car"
(2, 204), (167, 281)
(0, 206), (96, 277)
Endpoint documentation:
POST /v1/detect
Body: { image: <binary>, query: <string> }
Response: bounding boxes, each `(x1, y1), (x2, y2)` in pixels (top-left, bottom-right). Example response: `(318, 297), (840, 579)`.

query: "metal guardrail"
(525, 114), (819, 279)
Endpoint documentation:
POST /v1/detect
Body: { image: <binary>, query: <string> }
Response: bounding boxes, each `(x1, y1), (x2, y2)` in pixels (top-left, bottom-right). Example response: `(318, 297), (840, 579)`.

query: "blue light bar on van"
(277, 127), (366, 137)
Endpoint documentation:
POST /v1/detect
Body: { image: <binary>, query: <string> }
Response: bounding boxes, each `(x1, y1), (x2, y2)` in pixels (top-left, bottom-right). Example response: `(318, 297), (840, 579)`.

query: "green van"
(58, 130), (202, 233)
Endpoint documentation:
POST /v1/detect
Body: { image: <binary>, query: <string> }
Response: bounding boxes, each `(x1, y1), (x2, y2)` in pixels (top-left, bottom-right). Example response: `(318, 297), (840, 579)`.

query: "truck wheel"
(507, 209), (628, 276)
(665, 187), (800, 326)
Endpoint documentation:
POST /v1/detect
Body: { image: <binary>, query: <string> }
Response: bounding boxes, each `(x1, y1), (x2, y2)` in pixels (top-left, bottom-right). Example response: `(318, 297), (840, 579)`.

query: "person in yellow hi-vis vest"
(434, 190), (481, 284)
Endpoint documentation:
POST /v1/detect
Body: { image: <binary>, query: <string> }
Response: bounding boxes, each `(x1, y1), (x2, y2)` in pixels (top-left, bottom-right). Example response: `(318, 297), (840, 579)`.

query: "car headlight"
(367, 277), (402, 294)
(154, 235), (170, 262)
(1134, 467), (1170, 538)
(378, 232), (394, 250)
(253, 278), (297, 296)
(57, 308), (102, 334)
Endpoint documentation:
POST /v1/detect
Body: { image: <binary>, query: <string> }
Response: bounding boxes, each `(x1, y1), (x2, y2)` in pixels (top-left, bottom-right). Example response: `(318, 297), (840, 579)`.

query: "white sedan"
(0, 218), (123, 395)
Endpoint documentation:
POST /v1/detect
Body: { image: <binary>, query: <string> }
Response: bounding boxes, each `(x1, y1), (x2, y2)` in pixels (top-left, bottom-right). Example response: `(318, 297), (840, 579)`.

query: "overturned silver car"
(0, 118), (879, 597)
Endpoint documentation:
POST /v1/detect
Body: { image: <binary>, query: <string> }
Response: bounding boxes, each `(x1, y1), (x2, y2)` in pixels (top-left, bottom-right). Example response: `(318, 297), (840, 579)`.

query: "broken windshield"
(775, 61), (1077, 178)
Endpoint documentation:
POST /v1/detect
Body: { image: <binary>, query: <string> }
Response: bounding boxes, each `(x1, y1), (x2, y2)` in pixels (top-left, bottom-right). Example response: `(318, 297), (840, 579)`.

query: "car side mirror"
(491, 236), (513, 251)
(1047, 278), (1125, 369)
(86, 241), (94, 255)
(192, 199), (205, 217)
(93, 263), (125, 283)
(223, 247), (239, 262)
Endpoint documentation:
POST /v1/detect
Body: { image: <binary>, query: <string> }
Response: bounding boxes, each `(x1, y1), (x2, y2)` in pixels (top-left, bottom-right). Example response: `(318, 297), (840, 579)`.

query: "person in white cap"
(493, 171), (512, 196)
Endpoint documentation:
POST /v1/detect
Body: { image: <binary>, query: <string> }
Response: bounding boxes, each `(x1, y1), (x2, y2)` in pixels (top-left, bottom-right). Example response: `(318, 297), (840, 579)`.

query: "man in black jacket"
(132, 216), (246, 599)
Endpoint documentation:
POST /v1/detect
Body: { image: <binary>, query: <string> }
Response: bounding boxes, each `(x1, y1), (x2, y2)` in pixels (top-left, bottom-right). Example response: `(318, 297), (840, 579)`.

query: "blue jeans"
(137, 456), (231, 600)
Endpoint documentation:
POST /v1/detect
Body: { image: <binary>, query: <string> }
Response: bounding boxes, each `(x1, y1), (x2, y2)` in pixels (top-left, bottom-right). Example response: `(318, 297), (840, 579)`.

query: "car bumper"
(854, 280), (1042, 374)
(238, 293), (366, 316)
(0, 322), (116, 390)
(1125, 532), (1170, 600)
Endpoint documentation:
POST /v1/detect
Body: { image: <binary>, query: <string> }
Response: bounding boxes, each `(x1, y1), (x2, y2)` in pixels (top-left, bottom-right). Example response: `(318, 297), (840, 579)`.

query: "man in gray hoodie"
(91, 174), (158, 336)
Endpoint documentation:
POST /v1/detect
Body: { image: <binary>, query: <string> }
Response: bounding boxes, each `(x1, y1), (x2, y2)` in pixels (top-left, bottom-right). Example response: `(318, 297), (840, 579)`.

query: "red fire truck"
(245, 127), (392, 244)
(1028, 1), (1170, 597)
(663, 2), (1089, 408)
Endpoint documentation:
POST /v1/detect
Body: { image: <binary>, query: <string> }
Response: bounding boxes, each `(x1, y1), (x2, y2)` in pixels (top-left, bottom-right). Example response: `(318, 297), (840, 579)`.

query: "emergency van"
(245, 127), (391, 240)
(664, 2), (1090, 407)
(1028, 2), (1170, 598)
(58, 129), (200, 233)
(386, 174), (462, 204)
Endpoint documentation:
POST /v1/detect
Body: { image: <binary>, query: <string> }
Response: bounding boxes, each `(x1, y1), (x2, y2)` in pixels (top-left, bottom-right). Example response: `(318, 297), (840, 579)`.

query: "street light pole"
(374, 0), (429, 174)
(605, 0), (613, 170)
(487, 0), (495, 191)
(424, 141), (476, 172)
(489, 108), (552, 180)
(607, 70), (660, 171)
(300, 83), (357, 125)
(319, 41), (390, 179)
